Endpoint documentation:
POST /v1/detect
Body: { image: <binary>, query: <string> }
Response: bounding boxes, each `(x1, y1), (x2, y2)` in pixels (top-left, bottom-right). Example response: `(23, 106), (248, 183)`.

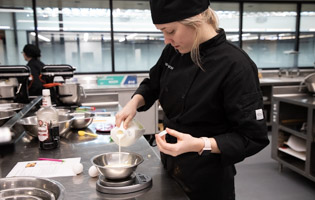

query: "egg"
(72, 163), (83, 175)
(89, 165), (99, 177)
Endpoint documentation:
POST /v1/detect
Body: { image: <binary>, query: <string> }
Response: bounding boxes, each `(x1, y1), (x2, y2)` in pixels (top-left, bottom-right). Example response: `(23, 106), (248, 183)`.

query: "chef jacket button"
(181, 95), (185, 99)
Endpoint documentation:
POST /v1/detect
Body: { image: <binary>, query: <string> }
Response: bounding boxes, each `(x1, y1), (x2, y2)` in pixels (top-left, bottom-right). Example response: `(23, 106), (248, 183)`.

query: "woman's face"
(155, 22), (196, 54)
(22, 52), (30, 61)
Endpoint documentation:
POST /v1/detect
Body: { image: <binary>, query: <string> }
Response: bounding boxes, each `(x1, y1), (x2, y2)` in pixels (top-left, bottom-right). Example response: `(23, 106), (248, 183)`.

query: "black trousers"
(161, 152), (235, 200)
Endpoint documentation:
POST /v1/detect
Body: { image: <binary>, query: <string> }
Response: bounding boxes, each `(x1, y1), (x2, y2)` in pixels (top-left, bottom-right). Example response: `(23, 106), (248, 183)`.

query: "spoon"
(78, 131), (98, 137)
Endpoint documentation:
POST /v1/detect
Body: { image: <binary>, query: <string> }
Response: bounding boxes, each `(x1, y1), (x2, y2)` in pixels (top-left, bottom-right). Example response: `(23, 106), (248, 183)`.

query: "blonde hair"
(179, 7), (219, 69)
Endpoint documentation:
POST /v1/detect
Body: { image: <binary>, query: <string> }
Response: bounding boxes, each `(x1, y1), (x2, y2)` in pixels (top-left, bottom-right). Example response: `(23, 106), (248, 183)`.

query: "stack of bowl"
(18, 114), (74, 137)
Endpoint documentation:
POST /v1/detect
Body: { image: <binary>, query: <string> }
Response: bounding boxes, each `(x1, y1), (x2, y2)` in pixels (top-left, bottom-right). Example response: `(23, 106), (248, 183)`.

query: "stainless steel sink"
(0, 177), (65, 200)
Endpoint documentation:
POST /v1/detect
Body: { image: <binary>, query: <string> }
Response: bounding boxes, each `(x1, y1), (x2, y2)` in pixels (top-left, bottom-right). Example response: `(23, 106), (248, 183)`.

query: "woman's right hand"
(115, 94), (145, 129)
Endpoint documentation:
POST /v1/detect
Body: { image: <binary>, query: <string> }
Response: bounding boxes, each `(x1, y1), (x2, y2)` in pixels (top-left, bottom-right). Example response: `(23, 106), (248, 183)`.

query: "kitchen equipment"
(91, 152), (152, 195)
(59, 114), (74, 135)
(0, 177), (65, 200)
(70, 112), (94, 129)
(0, 65), (31, 103)
(58, 82), (84, 105)
(0, 86), (15, 99)
(299, 72), (315, 93)
(56, 108), (70, 115)
(0, 103), (25, 112)
(18, 114), (73, 137)
(41, 65), (83, 106)
(91, 152), (144, 180)
(0, 110), (16, 126)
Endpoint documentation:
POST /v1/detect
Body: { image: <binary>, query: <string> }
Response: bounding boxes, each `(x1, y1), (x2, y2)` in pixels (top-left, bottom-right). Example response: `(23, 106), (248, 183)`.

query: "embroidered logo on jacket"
(165, 62), (174, 70)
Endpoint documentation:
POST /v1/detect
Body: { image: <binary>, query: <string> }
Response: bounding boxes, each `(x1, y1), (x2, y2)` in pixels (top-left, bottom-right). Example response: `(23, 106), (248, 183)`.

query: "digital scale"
(96, 172), (152, 194)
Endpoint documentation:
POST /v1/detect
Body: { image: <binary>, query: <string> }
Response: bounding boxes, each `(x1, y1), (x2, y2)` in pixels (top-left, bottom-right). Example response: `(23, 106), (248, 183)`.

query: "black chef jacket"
(27, 58), (44, 96)
(134, 29), (269, 200)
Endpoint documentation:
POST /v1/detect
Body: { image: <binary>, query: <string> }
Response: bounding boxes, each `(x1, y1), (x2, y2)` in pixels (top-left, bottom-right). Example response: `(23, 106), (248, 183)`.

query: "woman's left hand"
(155, 128), (203, 157)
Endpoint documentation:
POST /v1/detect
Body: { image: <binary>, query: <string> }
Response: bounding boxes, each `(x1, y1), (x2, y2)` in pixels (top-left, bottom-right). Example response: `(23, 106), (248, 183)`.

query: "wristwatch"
(198, 137), (212, 156)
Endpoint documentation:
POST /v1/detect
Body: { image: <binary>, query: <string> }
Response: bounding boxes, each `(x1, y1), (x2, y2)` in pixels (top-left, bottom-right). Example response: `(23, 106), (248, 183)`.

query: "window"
(34, 1), (112, 72)
(1, 1), (315, 71)
(211, 2), (239, 46)
(112, 1), (164, 72)
(299, 4), (315, 67)
(242, 3), (297, 68)
(0, 1), (34, 65)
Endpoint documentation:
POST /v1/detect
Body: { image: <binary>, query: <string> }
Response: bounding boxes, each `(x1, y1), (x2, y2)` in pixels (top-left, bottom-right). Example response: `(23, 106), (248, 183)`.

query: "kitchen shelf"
(278, 147), (306, 161)
(277, 157), (307, 176)
(311, 143), (315, 178)
(278, 125), (307, 139)
(271, 90), (315, 182)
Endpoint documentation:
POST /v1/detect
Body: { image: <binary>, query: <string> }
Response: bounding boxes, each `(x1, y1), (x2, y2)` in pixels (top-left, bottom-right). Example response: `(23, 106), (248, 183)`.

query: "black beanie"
(150, 0), (210, 24)
(23, 44), (41, 58)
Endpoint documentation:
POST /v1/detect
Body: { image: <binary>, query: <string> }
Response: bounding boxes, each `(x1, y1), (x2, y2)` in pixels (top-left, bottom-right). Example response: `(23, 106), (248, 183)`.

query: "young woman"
(22, 44), (44, 96)
(115, 1), (269, 199)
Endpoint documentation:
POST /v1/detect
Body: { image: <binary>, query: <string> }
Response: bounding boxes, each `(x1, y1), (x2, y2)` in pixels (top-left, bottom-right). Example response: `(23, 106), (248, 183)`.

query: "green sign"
(97, 76), (124, 85)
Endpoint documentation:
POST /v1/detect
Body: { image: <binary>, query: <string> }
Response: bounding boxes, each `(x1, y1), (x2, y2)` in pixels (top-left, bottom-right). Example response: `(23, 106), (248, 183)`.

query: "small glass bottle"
(37, 89), (60, 150)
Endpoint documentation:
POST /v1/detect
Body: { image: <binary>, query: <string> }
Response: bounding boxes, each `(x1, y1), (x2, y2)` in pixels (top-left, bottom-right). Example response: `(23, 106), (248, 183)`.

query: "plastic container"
(110, 119), (145, 147)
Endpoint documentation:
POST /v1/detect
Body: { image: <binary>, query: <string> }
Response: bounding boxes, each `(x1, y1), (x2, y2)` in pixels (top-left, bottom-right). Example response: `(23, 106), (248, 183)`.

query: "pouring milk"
(110, 119), (145, 164)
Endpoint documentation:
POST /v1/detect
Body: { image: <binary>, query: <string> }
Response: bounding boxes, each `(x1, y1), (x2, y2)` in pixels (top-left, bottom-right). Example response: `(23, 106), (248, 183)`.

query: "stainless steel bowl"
(18, 114), (73, 137)
(0, 110), (16, 126)
(56, 108), (70, 115)
(70, 112), (94, 129)
(58, 114), (74, 135)
(0, 103), (25, 112)
(91, 152), (144, 180)
(0, 176), (65, 200)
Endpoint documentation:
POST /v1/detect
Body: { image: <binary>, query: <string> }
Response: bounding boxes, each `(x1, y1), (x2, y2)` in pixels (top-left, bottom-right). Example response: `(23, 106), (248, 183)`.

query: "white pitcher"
(110, 119), (145, 147)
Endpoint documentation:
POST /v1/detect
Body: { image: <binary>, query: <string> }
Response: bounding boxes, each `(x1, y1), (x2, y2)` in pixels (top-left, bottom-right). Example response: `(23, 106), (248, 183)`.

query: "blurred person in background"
(22, 44), (44, 96)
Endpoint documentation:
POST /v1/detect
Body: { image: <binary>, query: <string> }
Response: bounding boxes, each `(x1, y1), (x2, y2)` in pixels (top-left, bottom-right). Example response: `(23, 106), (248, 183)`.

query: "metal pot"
(58, 83), (84, 105)
(0, 86), (15, 99)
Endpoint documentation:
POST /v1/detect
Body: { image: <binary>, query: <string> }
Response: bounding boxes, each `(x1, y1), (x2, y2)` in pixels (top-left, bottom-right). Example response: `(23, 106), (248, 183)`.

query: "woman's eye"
(166, 30), (174, 34)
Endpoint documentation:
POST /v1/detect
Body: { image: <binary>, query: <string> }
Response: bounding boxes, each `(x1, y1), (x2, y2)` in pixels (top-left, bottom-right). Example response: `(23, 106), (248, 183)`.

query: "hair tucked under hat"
(149, 0), (210, 24)
(23, 44), (41, 58)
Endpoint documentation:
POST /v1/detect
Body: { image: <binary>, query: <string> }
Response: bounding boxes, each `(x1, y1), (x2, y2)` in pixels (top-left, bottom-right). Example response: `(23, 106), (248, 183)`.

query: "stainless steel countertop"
(259, 76), (304, 85)
(0, 126), (188, 199)
(81, 76), (303, 90)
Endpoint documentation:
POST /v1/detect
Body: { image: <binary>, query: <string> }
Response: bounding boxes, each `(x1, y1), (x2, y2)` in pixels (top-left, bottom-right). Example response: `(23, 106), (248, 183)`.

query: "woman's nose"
(164, 37), (172, 45)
